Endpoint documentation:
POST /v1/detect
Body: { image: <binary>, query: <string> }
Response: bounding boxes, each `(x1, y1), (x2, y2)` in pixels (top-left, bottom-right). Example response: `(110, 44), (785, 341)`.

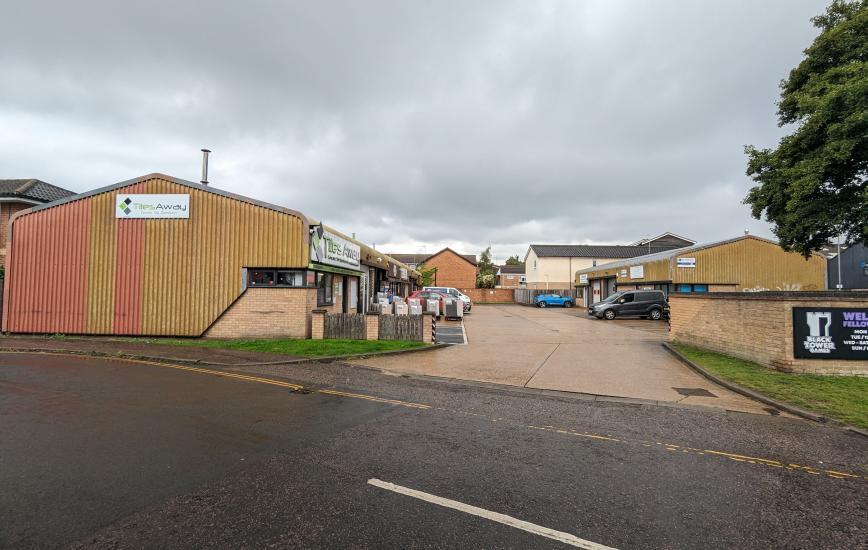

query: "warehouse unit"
(575, 235), (827, 307)
(2, 173), (418, 338)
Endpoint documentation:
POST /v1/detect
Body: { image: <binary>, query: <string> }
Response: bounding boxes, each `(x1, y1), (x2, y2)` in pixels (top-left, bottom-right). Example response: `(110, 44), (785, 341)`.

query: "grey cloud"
(0, 0), (828, 260)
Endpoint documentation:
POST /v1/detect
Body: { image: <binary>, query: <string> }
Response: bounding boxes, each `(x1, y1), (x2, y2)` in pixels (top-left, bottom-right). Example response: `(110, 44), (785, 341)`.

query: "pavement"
(2, 351), (866, 548)
(352, 305), (772, 414)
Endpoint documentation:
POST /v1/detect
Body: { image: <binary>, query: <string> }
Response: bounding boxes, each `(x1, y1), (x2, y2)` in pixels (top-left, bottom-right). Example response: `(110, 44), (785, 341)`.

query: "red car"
(408, 290), (449, 318)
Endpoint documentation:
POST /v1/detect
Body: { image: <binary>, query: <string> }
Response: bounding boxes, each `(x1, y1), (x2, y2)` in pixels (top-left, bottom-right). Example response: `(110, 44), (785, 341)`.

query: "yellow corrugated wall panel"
(86, 192), (117, 333)
(137, 177), (307, 335)
(671, 238), (826, 290)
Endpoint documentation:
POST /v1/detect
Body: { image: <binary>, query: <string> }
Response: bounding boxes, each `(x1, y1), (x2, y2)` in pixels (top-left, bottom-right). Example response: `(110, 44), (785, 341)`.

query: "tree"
(476, 246), (497, 288)
(505, 255), (524, 266)
(744, 0), (867, 256)
(417, 262), (438, 287)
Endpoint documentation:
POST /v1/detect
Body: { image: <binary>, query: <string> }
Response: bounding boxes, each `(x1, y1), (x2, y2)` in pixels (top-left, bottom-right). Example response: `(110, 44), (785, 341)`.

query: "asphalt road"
(1, 352), (866, 549)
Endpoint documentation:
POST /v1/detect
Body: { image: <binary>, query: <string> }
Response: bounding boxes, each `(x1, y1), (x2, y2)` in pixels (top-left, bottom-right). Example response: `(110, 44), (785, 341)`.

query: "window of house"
(693, 284), (708, 293)
(317, 272), (334, 306)
(277, 270), (304, 286)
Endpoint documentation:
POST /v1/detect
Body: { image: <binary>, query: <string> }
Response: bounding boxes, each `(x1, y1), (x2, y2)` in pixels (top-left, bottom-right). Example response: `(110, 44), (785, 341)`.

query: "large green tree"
(476, 246), (497, 288)
(744, 0), (867, 256)
(505, 255), (523, 266)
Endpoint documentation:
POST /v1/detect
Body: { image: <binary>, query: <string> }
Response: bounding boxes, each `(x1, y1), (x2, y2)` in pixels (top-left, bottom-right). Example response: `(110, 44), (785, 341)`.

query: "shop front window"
(248, 269), (308, 288)
(317, 272), (334, 306)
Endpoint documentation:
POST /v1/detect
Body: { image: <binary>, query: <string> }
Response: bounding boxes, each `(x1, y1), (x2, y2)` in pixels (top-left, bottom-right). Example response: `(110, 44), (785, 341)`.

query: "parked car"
(424, 286), (472, 312)
(409, 290), (451, 319)
(534, 292), (574, 308)
(588, 290), (668, 320)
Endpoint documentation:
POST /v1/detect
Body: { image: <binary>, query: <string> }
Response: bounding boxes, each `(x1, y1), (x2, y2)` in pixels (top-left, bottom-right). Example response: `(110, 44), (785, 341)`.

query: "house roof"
(528, 244), (680, 259)
(575, 235), (788, 275)
(498, 264), (525, 274)
(629, 232), (696, 246)
(0, 179), (76, 203)
(387, 248), (477, 267)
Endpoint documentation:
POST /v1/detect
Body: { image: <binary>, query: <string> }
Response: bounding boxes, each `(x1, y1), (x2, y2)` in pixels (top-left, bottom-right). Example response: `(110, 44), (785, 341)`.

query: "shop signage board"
(676, 257), (696, 268)
(793, 307), (868, 360)
(579, 274), (588, 284)
(310, 226), (361, 270)
(400, 267), (408, 280)
(116, 194), (189, 219)
(629, 265), (644, 279)
(619, 269), (628, 278)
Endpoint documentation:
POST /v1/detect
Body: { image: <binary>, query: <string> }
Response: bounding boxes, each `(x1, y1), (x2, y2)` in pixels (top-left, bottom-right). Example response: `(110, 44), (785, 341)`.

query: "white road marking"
(367, 478), (617, 549)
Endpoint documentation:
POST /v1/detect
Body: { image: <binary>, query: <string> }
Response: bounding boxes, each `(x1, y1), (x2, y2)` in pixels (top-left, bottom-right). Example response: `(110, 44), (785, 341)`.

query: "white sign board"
(619, 269), (628, 278)
(629, 265), (644, 279)
(116, 194), (189, 219)
(579, 274), (589, 284)
(677, 257), (696, 268)
(311, 227), (361, 270)
(400, 267), (408, 280)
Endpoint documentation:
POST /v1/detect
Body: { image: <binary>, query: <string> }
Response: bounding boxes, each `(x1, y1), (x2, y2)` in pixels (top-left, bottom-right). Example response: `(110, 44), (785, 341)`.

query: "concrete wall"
(669, 293), (868, 375)
(459, 288), (515, 303)
(205, 287), (316, 339)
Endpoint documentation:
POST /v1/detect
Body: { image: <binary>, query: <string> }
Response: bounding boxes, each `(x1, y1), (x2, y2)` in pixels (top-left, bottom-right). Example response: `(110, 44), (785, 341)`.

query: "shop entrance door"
(591, 280), (602, 305)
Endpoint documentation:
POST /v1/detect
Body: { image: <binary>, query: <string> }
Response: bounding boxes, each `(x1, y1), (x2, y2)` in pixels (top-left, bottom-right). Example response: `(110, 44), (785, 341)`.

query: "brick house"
(0, 179), (76, 267)
(388, 248), (477, 289)
(497, 264), (525, 288)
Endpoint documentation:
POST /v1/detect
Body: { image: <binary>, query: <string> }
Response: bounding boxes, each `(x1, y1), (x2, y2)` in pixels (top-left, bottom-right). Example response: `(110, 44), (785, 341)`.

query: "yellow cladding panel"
(131, 177), (307, 336)
(86, 191), (117, 333)
(669, 238), (825, 291)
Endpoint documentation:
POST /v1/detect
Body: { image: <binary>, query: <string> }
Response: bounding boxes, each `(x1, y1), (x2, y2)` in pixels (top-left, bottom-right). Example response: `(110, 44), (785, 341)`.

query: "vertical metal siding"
(4, 199), (91, 333)
(5, 175), (308, 336)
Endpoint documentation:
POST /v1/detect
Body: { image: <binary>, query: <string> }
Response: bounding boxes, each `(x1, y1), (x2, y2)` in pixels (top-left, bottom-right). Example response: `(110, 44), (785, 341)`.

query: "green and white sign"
(116, 194), (189, 219)
(311, 226), (361, 270)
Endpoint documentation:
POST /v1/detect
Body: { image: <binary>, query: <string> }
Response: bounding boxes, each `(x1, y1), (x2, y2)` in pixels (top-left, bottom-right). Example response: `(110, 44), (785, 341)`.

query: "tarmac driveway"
(352, 304), (772, 414)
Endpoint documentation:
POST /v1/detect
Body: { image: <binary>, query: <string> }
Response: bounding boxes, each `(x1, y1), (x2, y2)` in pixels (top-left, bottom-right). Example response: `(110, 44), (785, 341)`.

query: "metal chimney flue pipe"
(200, 149), (211, 185)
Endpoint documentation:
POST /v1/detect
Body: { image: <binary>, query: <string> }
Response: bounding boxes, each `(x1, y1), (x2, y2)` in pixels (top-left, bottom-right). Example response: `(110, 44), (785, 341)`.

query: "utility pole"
(836, 234), (843, 290)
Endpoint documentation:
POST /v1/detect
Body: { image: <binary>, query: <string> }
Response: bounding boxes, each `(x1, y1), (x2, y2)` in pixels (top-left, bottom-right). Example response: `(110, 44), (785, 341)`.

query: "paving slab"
(352, 304), (773, 415)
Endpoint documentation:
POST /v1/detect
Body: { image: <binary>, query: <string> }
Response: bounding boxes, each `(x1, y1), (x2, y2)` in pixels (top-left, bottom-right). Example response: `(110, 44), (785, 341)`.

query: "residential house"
(497, 264), (525, 288)
(388, 248), (477, 289)
(0, 179), (76, 267)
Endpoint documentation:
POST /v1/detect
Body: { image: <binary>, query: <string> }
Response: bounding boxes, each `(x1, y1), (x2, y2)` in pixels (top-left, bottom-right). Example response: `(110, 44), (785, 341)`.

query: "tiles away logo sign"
(118, 197), (133, 216)
(803, 311), (836, 354)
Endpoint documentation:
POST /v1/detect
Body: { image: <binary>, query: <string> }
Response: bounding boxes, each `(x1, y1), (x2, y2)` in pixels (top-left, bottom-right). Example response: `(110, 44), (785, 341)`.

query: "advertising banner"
(792, 307), (868, 360)
(310, 226), (361, 270)
(579, 274), (588, 285)
(116, 194), (189, 219)
(676, 257), (696, 268)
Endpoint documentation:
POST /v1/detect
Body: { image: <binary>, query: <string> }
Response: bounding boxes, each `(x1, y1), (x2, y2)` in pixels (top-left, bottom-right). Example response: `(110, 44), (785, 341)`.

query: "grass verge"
(672, 343), (868, 429)
(117, 338), (426, 357)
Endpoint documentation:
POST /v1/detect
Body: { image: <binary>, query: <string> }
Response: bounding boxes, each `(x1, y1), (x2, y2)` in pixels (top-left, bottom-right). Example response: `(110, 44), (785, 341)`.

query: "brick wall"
(205, 287), (316, 338)
(427, 250), (477, 288)
(459, 288), (515, 303)
(1, 202), (32, 267)
(669, 293), (868, 375)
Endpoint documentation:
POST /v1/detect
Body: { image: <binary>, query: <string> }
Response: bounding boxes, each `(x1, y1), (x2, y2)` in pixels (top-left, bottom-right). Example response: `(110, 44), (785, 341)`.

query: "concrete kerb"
(662, 342), (868, 439)
(0, 342), (451, 368)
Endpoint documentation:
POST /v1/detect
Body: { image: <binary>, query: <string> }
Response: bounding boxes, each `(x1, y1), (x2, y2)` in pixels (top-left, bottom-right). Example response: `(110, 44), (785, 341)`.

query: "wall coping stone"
(671, 291), (868, 302)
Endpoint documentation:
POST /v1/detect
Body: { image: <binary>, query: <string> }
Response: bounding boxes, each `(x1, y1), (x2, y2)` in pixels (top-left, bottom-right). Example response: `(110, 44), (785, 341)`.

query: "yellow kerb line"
(318, 389), (431, 409)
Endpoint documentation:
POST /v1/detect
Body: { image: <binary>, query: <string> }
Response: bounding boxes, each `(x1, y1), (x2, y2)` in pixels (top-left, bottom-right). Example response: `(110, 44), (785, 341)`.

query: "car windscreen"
(600, 292), (624, 303)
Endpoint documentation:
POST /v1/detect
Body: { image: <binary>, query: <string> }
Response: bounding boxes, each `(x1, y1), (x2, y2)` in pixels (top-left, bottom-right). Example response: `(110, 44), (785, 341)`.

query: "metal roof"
(0, 179), (76, 203)
(576, 235), (781, 274)
(529, 244), (680, 258)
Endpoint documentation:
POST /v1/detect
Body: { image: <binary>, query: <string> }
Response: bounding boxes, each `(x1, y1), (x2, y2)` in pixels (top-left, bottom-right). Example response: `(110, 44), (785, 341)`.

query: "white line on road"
(367, 478), (617, 549)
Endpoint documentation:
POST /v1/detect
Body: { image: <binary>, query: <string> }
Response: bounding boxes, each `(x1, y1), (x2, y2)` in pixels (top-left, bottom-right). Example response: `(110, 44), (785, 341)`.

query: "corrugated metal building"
(574, 235), (827, 306)
(2, 173), (418, 338)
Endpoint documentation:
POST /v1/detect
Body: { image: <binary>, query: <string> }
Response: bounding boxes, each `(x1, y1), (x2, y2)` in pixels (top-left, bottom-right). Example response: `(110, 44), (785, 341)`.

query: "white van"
(424, 287), (472, 312)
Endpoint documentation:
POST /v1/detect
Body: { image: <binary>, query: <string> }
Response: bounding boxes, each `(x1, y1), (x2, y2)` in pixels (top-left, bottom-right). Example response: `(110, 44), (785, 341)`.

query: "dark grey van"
(588, 290), (668, 320)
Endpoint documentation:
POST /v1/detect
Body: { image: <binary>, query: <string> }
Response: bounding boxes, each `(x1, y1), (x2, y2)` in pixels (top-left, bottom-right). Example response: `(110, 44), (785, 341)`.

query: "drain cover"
(673, 387), (717, 398)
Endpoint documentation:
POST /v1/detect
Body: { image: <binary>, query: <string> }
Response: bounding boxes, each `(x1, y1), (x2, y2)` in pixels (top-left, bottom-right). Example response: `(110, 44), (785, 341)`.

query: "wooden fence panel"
(379, 314), (423, 341)
(324, 312), (365, 339)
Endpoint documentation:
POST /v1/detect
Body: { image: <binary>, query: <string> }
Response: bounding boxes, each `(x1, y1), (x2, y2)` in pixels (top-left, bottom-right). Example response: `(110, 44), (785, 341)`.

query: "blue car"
(535, 293), (574, 308)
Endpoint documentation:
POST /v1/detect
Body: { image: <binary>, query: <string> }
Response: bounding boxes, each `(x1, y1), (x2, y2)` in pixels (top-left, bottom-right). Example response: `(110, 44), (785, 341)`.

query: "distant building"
(524, 237), (691, 290)
(388, 248), (478, 289)
(497, 264), (525, 288)
(0, 179), (76, 267)
(827, 242), (868, 289)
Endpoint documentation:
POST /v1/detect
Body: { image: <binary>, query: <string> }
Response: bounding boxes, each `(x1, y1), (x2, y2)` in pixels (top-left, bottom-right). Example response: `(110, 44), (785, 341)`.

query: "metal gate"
(379, 314), (423, 341)
(324, 312), (365, 339)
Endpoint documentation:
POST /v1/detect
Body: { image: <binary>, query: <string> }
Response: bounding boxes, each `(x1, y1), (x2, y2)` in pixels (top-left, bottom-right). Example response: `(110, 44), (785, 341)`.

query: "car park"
(424, 286), (472, 312)
(534, 292), (574, 308)
(588, 290), (668, 320)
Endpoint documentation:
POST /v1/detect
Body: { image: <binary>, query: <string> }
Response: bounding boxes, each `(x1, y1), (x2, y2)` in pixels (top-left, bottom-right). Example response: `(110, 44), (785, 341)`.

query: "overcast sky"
(1, 0), (827, 263)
